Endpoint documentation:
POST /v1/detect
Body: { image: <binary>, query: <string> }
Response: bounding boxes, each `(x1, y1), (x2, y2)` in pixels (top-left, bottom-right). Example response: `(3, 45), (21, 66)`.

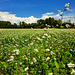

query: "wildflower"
(38, 71), (41, 73)
(50, 47), (52, 49)
(15, 63), (18, 65)
(27, 73), (29, 75)
(65, 3), (70, 7)
(47, 36), (51, 38)
(25, 57), (28, 60)
(54, 58), (56, 60)
(42, 58), (44, 61)
(15, 44), (18, 46)
(28, 53), (30, 55)
(7, 56), (14, 62)
(67, 63), (75, 67)
(44, 28), (46, 30)
(25, 40), (28, 41)
(16, 52), (19, 55)
(68, 3), (70, 5)
(7, 59), (12, 62)
(56, 24), (59, 26)
(66, 8), (69, 11)
(31, 27), (33, 29)
(30, 42), (33, 45)
(42, 36), (45, 38)
(13, 49), (20, 55)
(33, 58), (37, 63)
(10, 56), (14, 59)
(25, 67), (29, 71)
(0, 29), (1, 32)
(44, 33), (48, 36)
(20, 62), (22, 65)
(58, 10), (61, 14)
(46, 57), (50, 61)
(48, 73), (53, 75)
(70, 49), (73, 51)
(71, 69), (75, 74)
(31, 62), (33, 64)
(51, 51), (55, 55)
(38, 56), (40, 58)
(37, 37), (42, 41)
(46, 49), (50, 51)
(34, 49), (39, 52)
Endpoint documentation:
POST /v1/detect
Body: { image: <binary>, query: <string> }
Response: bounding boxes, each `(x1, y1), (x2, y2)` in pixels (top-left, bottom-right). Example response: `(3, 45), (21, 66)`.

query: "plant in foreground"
(58, 3), (70, 25)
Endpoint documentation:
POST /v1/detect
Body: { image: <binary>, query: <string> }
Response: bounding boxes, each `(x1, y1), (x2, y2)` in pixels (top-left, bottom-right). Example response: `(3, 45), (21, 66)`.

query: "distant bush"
(60, 26), (65, 28)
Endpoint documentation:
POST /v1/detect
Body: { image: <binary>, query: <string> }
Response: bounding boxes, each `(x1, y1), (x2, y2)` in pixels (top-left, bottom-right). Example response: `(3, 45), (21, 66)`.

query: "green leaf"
(54, 61), (59, 69)
(30, 71), (34, 73)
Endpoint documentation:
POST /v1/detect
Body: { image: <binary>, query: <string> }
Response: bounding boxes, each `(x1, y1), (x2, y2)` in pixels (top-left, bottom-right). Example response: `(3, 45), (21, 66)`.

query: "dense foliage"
(0, 29), (75, 75)
(0, 17), (75, 28)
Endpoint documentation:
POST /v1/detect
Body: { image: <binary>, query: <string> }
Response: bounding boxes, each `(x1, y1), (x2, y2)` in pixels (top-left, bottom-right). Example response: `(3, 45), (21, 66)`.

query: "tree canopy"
(0, 17), (75, 28)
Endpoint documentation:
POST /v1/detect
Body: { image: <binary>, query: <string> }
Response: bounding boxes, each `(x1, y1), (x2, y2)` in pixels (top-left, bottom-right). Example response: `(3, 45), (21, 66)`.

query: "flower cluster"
(7, 56), (14, 62)
(34, 49), (39, 52)
(58, 3), (70, 21)
(46, 57), (50, 61)
(13, 49), (20, 55)
(67, 63), (75, 67)
(33, 58), (37, 63)
(25, 67), (29, 71)
(1, 29), (75, 75)
(65, 3), (70, 7)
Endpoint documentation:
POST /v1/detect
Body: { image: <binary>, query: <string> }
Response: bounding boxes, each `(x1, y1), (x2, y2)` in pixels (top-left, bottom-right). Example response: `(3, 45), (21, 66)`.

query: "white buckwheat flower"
(34, 49), (39, 52)
(47, 35), (51, 38)
(46, 57), (50, 61)
(51, 51), (55, 55)
(46, 49), (50, 51)
(67, 63), (75, 67)
(71, 69), (75, 74)
(7, 56), (14, 62)
(30, 42), (33, 45)
(42, 36), (45, 38)
(44, 33), (48, 36)
(48, 73), (53, 75)
(10, 56), (14, 59)
(33, 58), (37, 63)
(13, 49), (20, 55)
(31, 62), (33, 64)
(37, 37), (42, 41)
(20, 62), (22, 65)
(25, 67), (29, 71)
(25, 57), (28, 60)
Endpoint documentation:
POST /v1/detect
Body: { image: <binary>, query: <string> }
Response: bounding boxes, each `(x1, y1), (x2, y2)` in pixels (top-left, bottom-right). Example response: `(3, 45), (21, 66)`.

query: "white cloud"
(0, 11), (38, 24)
(0, 11), (75, 24)
(41, 12), (54, 19)
(43, 12), (54, 15)
(41, 12), (75, 23)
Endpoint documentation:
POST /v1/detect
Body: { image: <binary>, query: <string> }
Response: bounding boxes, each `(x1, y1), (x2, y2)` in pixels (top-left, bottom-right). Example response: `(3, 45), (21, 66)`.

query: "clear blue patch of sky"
(0, 0), (75, 18)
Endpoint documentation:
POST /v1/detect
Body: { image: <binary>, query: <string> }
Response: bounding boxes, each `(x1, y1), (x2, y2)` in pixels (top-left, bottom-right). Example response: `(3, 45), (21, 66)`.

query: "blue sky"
(0, 0), (75, 24)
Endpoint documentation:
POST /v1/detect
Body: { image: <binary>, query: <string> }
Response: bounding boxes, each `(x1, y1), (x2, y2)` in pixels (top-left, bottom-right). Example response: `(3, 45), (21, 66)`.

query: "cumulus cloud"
(0, 11), (75, 24)
(41, 12), (75, 23)
(0, 11), (38, 24)
(41, 12), (54, 19)
(43, 12), (54, 15)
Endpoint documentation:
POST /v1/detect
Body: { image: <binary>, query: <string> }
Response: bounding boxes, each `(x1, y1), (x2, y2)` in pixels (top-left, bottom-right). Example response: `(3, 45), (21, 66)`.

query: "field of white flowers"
(0, 29), (75, 75)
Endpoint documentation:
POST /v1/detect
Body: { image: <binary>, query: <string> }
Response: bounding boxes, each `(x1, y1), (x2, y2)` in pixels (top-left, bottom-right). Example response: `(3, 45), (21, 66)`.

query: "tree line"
(0, 17), (75, 28)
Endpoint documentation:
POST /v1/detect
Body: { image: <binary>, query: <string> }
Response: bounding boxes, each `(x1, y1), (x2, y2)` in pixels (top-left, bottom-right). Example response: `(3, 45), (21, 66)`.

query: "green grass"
(0, 29), (75, 75)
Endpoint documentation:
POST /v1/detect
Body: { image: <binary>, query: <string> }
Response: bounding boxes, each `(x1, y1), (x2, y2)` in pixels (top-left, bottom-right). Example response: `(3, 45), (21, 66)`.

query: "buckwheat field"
(0, 29), (75, 75)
